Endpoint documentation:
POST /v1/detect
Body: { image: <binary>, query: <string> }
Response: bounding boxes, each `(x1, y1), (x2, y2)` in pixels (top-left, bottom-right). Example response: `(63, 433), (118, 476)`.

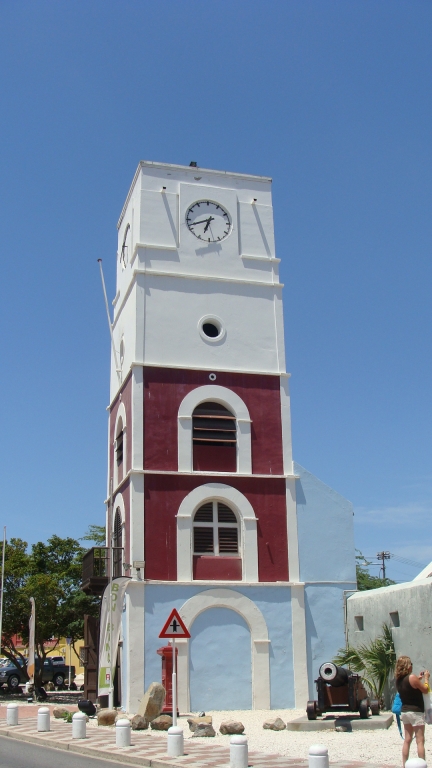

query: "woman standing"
(395, 655), (430, 766)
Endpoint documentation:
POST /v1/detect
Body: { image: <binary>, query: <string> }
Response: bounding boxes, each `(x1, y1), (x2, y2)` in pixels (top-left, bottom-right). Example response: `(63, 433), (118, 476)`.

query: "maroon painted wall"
(193, 443), (236, 472)
(143, 367), (284, 475)
(193, 556), (242, 581)
(144, 474), (288, 582)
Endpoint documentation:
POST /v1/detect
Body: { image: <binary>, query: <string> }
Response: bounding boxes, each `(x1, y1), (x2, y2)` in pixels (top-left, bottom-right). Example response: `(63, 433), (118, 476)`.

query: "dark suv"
(0, 658), (75, 691)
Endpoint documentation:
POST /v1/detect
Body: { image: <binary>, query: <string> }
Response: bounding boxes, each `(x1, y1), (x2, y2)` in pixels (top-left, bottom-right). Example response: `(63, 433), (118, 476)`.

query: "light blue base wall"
(295, 462), (356, 700)
(295, 462), (356, 585)
(144, 584), (295, 709)
(190, 608), (252, 710)
(304, 583), (352, 699)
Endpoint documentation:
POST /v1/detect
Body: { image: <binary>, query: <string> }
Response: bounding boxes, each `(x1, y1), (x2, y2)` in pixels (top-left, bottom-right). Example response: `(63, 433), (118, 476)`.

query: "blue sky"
(0, 1), (431, 583)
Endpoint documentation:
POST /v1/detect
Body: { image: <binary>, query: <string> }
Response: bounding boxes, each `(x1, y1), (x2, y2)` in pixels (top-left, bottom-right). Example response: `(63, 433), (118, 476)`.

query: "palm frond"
(333, 645), (365, 673)
(334, 624), (395, 700)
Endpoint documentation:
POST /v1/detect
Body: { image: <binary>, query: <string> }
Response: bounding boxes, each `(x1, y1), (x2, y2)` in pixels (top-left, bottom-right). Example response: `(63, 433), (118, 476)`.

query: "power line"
(363, 552), (428, 572)
(390, 553), (428, 569)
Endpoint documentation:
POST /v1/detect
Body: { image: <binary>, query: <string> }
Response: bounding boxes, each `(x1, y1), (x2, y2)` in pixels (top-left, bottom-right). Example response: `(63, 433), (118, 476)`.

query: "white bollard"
(406, 760), (427, 768)
(230, 735), (248, 768)
(115, 718), (131, 747)
(72, 711), (87, 739)
(167, 726), (184, 757)
(309, 744), (329, 768)
(6, 703), (18, 726)
(37, 706), (50, 732)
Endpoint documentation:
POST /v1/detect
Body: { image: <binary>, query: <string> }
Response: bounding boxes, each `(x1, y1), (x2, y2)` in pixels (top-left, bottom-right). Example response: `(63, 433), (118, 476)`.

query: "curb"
(0, 728), (169, 767)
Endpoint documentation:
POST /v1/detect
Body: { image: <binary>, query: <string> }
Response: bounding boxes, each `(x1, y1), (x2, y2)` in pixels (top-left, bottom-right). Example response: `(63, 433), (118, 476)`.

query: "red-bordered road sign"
(159, 608), (191, 639)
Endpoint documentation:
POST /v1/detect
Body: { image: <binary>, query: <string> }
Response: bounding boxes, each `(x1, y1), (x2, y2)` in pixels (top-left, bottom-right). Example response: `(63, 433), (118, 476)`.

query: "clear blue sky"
(0, 1), (431, 583)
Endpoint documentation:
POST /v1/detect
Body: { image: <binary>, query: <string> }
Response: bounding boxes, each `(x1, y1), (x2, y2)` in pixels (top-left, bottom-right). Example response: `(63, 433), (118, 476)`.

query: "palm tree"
(334, 624), (396, 701)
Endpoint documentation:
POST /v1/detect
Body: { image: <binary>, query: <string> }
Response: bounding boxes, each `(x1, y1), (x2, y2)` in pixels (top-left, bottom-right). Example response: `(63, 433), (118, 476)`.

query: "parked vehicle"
(0, 658), (75, 691)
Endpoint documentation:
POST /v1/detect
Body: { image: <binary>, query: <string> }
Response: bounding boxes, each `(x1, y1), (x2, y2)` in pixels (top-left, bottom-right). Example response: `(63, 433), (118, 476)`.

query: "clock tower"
(105, 161), (356, 713)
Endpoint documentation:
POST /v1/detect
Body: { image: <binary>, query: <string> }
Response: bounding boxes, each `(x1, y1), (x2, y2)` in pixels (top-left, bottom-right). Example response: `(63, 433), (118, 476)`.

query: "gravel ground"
(135, 709), (431, 766)
(1, 691), (429, 765)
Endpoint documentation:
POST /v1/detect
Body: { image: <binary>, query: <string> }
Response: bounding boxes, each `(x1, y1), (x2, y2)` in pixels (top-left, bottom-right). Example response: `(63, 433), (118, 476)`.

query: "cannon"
(306, 662), (380, 720)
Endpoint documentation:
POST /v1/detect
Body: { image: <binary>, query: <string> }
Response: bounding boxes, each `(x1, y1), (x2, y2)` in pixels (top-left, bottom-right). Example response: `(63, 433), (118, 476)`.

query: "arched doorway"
(189, 607), (252, 710)
(177, 588), (270, 710)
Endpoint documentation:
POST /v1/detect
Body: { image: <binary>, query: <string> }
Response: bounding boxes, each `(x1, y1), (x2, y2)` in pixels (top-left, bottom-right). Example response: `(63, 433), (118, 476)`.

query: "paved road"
(0, 735), (129, 768)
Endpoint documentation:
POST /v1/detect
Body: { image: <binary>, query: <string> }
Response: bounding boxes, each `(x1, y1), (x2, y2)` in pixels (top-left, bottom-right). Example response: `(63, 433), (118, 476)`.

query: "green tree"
(334, 623), (396, 701)
(80, 525), (106, 546)
(1, 533), (101, 686)
(356, 550), (395, 591)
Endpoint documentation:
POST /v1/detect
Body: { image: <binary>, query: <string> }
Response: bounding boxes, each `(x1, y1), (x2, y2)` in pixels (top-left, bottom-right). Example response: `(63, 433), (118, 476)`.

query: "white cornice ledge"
(133, 266), (283, 289)
(241, 254), (281, 264)
(144, 579), (304, 587)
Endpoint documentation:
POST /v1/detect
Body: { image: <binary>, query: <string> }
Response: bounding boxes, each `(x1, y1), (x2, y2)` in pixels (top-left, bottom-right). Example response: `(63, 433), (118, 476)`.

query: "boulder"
(53, 706), (73, 719)
(97, 709), (117, 726)
(150, 715), (172, 730)
(138, 682), (166, 722)
(219, 720), (245, 735)
(263, 717), (286, 731)
(131, 714), (148, 730)
(335, 721), (352, 732)
(187, 716), (213, 732)
(192, 723), (216, 737)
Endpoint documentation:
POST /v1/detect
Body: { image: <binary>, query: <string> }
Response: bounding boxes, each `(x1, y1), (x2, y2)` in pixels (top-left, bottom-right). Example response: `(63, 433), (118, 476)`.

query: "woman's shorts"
(401, 711), (425, 727)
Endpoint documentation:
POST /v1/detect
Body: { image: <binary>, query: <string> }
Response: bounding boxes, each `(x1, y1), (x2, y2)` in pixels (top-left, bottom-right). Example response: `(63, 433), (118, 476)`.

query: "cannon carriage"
(306, 662), (380, 720)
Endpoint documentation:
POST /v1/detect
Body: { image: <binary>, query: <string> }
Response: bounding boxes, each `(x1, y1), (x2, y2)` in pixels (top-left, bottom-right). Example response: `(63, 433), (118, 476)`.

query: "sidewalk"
(0, 713), (398, 768)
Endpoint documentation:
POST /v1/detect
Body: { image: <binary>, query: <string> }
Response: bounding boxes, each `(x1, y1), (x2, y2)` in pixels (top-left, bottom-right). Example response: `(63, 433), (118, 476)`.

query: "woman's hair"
(395, 656), (412, 679)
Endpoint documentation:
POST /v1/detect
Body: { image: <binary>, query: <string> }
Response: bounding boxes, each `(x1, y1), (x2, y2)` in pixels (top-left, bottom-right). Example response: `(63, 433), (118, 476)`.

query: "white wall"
(347, 580), (432, 677)
(110, 161), (286, 398)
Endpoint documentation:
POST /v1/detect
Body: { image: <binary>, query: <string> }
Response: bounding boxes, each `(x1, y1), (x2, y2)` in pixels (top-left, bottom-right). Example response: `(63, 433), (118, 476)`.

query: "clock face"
(186, 200), (231, 242)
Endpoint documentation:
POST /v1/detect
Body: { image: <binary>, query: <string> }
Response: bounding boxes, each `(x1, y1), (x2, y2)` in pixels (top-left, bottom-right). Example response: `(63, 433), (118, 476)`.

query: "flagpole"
(97, 259), (122, 386)
(0, 527), (6, 655)
(172, 638), (177, 727)
(108, 477), (114, 710)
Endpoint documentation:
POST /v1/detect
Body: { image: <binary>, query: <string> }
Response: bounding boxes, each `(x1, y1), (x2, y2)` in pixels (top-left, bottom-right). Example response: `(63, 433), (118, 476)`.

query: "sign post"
(66, 636), (72, 690)
(159, 609), (190, 726)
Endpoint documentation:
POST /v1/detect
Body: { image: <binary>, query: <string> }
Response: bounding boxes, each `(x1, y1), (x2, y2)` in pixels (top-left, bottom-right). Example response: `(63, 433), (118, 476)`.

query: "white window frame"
(112, 492), (128, 568)
(113, 402), (127, 489)
(178, 385), (252, 474)
(176, 483), (258, 583)
(193, 501), (239, 557)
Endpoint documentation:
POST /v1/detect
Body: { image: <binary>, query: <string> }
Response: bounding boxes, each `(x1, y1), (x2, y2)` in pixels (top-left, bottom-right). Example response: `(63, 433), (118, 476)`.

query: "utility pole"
(377, 551), (391, 580)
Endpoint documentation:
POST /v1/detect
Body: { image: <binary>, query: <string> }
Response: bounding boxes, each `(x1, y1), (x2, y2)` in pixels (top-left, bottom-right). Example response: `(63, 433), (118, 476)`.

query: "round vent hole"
(202, 323), (220, 338)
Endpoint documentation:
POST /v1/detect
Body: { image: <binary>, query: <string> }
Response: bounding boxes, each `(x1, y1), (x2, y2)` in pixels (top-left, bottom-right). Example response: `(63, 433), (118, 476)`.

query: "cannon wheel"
(359, 699), (370, 719)
(307, 700), (318, 720)
(369, 699), (380, 716)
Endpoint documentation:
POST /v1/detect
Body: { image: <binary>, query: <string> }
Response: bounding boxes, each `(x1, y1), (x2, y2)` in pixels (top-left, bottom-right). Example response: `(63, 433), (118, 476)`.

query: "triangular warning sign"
(159, 608), (191, 639)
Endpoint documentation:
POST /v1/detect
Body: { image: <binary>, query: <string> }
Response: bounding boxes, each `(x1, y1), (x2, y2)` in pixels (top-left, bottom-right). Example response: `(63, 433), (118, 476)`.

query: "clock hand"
(203, 217), (214, 233)
(191, 217), (214, 227)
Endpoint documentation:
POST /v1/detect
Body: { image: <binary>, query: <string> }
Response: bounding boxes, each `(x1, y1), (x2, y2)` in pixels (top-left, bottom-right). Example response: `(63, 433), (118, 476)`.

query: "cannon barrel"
(319, 662), (352, 687)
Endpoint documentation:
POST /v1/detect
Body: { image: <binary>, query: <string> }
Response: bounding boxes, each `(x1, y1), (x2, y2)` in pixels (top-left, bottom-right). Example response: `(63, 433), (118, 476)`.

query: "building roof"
(413, 561), (432, 581)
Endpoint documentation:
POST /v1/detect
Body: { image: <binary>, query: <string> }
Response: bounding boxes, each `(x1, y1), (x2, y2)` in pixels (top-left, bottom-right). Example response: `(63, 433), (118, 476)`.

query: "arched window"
(113, 508), (123, 578)
(115, 419), (124, 483)
(177, 483), (258, 583)
(192, 402), (236, 472)
(178, 385), (252, 474)
(192, 500), (241, 580)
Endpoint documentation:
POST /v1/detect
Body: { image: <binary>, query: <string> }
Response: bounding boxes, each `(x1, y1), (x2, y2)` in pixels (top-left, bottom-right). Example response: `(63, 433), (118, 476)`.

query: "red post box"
(157, 645), (179, 715)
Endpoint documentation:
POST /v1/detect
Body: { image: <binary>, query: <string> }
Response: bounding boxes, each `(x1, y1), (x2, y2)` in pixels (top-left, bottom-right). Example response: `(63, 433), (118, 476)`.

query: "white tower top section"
(110, 161), (286, 397)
